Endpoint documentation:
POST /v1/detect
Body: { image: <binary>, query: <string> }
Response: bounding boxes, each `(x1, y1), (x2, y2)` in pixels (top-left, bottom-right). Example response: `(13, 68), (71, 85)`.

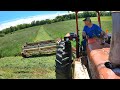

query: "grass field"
(0, 26), (40, 57)
(0, 56), (55, 79)
(0, 16), (112, 79)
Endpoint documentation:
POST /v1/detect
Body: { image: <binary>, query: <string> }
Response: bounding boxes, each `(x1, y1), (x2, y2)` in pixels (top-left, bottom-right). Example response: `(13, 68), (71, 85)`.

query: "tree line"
(0, 11), (111, 36)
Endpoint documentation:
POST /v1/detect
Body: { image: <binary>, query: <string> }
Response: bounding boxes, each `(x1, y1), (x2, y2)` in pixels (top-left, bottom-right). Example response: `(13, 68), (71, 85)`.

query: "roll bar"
(74, 11), (101, 58)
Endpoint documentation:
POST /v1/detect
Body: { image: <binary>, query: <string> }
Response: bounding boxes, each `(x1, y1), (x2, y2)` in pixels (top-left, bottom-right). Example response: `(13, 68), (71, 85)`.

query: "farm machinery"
(21, 40), (57, 58)
(21, 11), (120, 79)
(55, 11), (120, 79)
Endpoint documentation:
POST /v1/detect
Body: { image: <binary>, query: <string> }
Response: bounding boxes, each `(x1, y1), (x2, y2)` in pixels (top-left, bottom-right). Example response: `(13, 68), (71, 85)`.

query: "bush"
(0, 33), (5, 37)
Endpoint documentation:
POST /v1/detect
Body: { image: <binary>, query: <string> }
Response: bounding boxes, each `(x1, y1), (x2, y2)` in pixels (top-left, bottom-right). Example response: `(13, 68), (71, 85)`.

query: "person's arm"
(96, 24), (102, 32)
(96, 25), (106, 36)
(95, 24), (107, 44)
(94, 24), (105, 37)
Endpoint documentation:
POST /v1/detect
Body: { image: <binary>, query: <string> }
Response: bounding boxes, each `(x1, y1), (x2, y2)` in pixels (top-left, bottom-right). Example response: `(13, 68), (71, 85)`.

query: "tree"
(36, 21), (40, 25)
(70, 14), (75, 19)
(39, 20), (46, 25)
(51, 19), (57, 23)
(45, 19), (52, 24)
(31, 20), (36, 26)
(83, 11), (90, 18)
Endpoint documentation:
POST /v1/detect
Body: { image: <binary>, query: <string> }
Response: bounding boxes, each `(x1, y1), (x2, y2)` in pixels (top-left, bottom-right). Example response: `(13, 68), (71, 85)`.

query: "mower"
(21, 40), (57, 58)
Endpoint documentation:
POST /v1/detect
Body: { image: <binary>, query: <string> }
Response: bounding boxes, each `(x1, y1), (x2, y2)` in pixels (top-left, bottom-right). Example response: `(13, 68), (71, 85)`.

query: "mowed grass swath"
(0, 16), (112, 79)
(0, 56), (55, 79)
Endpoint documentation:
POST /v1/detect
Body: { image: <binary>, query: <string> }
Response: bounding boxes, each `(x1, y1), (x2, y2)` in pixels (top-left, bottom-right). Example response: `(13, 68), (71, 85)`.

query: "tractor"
(55, 11), (120, 79)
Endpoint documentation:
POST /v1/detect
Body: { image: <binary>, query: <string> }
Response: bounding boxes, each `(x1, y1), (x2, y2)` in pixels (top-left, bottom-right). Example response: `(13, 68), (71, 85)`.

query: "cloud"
(0, 11), (69, 31)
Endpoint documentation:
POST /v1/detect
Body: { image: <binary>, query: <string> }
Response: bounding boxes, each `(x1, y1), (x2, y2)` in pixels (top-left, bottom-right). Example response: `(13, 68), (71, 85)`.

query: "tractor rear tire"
(55, 40), (73, 79)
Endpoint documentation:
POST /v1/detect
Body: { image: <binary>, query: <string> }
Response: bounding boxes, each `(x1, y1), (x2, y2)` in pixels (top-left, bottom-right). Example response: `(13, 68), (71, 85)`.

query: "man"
(82, 17), (105, 51)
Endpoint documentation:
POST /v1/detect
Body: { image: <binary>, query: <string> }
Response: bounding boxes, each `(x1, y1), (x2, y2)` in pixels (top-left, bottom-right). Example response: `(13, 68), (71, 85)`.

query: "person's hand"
(82, 31), (86, 37)
(101, 31), (106, 36)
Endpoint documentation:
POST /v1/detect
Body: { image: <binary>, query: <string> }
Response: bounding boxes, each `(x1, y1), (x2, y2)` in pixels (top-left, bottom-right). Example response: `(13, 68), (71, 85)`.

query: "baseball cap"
(83, 17), (91, 22)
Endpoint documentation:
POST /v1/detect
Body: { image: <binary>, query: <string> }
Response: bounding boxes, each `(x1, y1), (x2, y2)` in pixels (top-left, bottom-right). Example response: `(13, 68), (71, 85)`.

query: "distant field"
(0, 16), (112, 79)
(44, 16), (112, 40)
(85, 16), (112, 21)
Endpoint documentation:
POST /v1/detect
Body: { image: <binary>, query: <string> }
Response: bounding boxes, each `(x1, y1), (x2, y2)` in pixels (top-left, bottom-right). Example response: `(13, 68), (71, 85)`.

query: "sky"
(0, 11), (74, 31)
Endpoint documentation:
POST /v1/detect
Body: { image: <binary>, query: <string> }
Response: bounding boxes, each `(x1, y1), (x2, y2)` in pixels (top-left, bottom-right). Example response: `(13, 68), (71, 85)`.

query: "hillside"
(0, 26), (53, 57)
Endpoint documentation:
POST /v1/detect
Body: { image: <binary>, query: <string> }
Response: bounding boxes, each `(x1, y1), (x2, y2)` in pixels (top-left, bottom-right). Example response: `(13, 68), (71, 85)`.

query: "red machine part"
(86, 38), (120, 79)
(96, 11), (101, 28)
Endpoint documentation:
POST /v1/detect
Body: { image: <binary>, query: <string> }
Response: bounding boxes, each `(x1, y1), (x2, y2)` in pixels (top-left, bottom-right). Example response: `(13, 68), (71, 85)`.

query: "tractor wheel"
(55, 40), (73, 79)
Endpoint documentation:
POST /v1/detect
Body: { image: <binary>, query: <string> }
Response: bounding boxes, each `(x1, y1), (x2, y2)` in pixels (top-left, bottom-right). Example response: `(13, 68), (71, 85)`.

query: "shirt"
(83, 24), (102, 38)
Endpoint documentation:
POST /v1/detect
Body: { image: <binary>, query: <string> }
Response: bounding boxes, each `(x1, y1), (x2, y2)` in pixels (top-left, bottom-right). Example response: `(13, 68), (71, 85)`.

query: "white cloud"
(0, 11), (69, 31)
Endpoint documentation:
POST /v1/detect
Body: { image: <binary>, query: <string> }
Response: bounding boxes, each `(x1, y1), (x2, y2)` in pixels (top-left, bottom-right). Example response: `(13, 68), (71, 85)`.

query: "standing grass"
(0, 26), (40, 57)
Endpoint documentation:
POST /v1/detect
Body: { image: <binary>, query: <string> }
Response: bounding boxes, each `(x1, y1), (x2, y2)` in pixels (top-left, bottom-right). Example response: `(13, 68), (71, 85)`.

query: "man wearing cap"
(82, 17), (105, 51)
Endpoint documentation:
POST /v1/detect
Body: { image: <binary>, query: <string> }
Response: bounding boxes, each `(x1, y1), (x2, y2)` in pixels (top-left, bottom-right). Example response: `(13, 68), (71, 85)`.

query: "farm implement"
(21, 40), (57, 58)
